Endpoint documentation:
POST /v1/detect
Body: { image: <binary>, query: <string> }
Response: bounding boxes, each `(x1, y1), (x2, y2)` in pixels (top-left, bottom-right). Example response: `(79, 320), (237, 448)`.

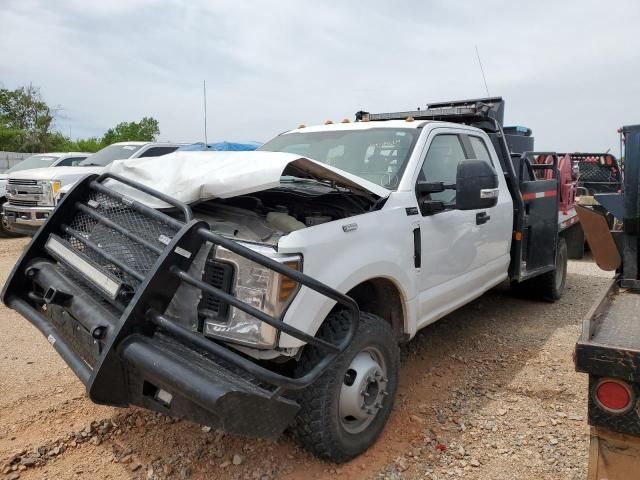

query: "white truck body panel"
(275, 122), (513, 347)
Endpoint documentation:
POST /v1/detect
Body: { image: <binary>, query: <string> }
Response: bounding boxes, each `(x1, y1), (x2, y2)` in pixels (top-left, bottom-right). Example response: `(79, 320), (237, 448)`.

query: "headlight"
(203, 244), (302, 349)
(37, 180), (61, 206)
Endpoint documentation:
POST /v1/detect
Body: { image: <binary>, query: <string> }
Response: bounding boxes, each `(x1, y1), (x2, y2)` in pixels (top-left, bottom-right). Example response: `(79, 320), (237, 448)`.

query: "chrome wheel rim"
(339, 346), (388, 434)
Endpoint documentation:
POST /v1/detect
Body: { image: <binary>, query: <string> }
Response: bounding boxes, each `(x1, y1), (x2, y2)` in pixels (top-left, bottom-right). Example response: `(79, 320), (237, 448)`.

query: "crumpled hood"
(105, 151), (390, 208)
(7, 166), (103, 183)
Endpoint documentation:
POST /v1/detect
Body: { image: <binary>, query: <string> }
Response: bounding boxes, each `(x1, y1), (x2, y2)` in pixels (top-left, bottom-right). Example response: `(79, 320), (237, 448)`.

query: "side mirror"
(456, 160), (499, 210)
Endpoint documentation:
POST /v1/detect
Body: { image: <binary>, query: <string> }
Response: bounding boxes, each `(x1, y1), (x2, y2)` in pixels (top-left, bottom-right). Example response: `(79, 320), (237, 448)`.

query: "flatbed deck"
(591, 289), (640, 349)
(575, 281), (640, 383)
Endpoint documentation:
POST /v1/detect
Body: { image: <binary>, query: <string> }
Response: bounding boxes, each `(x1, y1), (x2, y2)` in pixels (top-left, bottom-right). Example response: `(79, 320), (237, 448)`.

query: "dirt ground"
(0, 237), (612, 480)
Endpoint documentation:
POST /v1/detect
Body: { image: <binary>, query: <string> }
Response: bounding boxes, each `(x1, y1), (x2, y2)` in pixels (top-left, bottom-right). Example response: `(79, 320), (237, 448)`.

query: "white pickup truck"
(2, 142), (181, 235)
(2, 98), (581, 461)
(0, 152), (90, 236)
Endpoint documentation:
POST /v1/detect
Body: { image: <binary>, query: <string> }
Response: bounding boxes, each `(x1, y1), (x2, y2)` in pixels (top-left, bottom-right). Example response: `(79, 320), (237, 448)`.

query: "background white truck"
(2, 98), (583, 461)
(0, 152), (90, 236)
(2, 141), (181, 235)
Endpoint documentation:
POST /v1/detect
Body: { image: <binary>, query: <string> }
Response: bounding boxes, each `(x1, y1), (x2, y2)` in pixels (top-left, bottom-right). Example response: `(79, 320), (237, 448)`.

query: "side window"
(138, 146), (178, 158)
(419, 134), (466, 202)
(468, 136), (493, 165)
(58, 156), (87, 166)
(56, 157), (74, 166)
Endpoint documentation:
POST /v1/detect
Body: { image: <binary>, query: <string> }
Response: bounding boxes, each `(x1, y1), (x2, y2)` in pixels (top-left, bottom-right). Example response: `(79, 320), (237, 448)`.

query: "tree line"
(0, 84), (160, 153)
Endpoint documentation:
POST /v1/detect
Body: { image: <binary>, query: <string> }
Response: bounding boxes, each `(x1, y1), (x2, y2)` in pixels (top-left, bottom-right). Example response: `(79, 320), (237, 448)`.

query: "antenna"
(203, 80), (208, 145)
(475, 45), (490, 97)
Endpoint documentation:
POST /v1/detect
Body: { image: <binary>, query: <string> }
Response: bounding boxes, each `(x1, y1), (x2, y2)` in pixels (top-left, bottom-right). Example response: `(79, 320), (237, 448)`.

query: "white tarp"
(104, 150), (389, 208)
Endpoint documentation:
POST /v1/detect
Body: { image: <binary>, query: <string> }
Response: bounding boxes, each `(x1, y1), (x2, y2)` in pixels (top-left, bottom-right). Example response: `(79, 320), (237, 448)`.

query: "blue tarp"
(178, 141), (262, 152)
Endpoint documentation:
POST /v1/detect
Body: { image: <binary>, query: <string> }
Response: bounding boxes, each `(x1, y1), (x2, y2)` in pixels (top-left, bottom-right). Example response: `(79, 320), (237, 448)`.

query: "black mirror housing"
(455, 160), (499, 210)
(416, 181), (446, 196)
(418, 199), (446, 215)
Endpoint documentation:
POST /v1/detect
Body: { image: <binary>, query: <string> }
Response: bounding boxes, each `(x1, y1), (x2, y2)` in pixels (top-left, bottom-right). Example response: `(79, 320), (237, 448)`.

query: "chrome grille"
(8, 178), (38, 185)
(7, 199), (38, 207)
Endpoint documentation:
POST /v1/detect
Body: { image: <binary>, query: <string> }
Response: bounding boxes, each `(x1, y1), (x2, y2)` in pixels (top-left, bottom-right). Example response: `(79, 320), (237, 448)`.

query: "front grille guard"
(2, 173), (360, 402)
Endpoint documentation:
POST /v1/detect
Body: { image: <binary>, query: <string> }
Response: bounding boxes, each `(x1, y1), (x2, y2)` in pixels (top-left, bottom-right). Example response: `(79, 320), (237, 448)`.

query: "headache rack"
(2, 173), (359, 438)
(569, 152), (622, 195)
(356, 96), (506, 125)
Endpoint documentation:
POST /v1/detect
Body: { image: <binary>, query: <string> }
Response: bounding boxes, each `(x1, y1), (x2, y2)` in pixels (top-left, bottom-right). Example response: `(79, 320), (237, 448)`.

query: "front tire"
(292, 311), (400, 462)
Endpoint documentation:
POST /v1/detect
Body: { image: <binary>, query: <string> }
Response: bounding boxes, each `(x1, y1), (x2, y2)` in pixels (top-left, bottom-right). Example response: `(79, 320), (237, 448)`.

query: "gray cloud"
(1, 0), (639, 153)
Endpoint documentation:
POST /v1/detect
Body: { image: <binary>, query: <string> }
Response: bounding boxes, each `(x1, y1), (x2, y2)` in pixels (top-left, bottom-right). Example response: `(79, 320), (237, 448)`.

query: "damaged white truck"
(2, 98), (573, 461)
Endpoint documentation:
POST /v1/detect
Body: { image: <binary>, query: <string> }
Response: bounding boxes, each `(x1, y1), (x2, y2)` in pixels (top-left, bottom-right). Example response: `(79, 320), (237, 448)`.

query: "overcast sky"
(2, 0), (639, 154)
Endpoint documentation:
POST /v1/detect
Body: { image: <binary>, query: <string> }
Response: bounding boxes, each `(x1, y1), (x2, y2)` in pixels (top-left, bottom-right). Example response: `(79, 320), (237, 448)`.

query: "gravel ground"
(0, 237), (612, 480)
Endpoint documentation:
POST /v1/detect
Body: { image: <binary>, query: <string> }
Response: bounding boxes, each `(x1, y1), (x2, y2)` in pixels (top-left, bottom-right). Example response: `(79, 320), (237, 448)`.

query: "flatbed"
(575, 124), (640, 479)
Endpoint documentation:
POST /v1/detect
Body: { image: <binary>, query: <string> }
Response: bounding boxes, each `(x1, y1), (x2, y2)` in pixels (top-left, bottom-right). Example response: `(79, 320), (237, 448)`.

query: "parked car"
(0, 152), (89, 237)
(2, 142), (182, 235)
(2, 97), (577, 461)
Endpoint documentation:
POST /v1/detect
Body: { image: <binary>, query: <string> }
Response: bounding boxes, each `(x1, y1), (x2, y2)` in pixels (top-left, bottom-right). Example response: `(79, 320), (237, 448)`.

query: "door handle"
(476, 212), (490, 225)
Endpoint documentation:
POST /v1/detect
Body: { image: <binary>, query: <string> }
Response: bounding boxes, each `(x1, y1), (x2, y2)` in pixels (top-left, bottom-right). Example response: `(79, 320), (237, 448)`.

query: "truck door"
(414, 130), (512, 328)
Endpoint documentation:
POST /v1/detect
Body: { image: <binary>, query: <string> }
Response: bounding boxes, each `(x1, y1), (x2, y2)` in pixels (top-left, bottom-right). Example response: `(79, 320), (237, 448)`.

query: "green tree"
(0, 83), (161, 153)
(0, 84), (56, 152)
(74, 137), (102, 153)
(100, 117), (160, 147)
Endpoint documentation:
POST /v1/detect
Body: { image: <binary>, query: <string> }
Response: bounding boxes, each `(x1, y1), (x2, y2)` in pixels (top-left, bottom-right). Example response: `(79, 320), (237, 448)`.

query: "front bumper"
(2, 203), (53, 235)
(2, 173), (358, 438)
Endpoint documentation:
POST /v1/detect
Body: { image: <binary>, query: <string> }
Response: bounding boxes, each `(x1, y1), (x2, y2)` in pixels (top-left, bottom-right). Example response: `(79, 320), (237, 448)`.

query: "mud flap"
(576, 205), (621, 271)
(588, 427), (640, 480)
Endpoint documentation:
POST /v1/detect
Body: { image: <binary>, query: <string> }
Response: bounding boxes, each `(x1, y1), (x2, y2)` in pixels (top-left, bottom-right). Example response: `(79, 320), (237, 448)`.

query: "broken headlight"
(203, 244), (301, 349)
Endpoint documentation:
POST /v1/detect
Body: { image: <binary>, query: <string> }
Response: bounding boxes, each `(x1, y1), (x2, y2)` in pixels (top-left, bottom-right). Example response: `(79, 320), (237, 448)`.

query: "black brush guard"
(1, 173), (359, 438)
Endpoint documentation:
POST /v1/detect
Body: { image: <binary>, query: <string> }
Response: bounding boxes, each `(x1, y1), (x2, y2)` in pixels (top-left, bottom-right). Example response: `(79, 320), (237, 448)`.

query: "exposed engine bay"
(192, 180), (378, 245)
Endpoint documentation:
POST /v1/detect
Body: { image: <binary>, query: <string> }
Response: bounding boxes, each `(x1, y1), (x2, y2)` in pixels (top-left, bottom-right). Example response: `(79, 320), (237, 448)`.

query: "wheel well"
(346, 278), (405, 339)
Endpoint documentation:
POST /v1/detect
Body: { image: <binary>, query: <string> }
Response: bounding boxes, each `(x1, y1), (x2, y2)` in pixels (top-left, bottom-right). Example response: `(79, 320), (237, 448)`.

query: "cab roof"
(285, 119), (482, 135)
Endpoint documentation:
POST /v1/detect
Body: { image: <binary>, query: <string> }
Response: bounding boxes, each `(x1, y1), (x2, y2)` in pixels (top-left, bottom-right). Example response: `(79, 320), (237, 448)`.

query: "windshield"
(79, 144), (143, 166)
(259, 128), (418, 189)
(6, 155), (59, 173)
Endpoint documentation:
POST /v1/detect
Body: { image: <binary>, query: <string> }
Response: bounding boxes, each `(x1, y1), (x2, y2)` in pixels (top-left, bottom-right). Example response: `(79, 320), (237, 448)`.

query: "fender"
(278, 204), (419, 348)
